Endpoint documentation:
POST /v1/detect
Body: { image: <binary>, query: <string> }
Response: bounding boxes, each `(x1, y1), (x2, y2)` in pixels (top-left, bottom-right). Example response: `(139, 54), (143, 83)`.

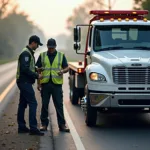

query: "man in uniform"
(36, 38), (70, 132)
(16, 35), (44, 136)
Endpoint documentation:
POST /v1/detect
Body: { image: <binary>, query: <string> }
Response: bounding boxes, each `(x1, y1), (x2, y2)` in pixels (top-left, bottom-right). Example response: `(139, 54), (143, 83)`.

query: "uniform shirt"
(17, 46), (39, 84)
(36, 50), (68, 84)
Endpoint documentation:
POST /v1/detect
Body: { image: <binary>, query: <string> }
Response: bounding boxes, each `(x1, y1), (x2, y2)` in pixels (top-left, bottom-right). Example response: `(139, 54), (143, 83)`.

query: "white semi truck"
(68, 10), (150, 126)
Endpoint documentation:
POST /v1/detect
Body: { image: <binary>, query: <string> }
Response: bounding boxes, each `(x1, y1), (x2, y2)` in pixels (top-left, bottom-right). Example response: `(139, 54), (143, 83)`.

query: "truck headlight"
(89, 72), (106, 82)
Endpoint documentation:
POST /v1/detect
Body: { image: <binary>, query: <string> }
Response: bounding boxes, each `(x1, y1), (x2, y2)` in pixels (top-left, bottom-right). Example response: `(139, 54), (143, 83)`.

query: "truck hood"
(92, 50), (150, 67)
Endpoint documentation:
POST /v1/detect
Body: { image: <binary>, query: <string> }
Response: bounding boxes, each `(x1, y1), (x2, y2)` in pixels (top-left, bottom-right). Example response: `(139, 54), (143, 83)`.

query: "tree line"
(0, 0), (46, 61)
(65, 0), (150, 61)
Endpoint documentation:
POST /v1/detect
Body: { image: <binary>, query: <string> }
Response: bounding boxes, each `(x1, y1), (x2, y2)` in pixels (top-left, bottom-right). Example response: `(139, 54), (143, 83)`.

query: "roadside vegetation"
(65, 0), (150, 61)
(1, 0), (150, 64)
(134, 0), (150, 19)
(0, 0), (46, 65)
(0, 58), (16, 65)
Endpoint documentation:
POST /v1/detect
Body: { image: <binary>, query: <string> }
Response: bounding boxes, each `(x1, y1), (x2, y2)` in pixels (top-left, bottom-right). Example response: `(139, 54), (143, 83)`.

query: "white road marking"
(0, 64), (85, 149)
(64, 104), (85, 150)
(0, 70), (16, 89)
(0, 79), (16, 103)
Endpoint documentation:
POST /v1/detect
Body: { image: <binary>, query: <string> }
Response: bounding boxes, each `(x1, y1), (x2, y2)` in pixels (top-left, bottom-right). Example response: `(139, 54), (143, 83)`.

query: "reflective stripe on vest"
(16, 48), (35, 79)
(40, 51), (63, 84)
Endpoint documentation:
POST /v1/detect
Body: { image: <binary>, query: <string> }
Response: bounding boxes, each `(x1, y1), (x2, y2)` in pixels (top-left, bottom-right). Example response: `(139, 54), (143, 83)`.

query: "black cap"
(29, 35), (43, 46)
(47, 38), (57, 48)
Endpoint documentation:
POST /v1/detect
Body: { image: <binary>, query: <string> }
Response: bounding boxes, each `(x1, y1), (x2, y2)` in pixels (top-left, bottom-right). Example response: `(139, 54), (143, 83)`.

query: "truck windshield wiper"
(133, 46), (150, 50)
(97, 46), (124, 51)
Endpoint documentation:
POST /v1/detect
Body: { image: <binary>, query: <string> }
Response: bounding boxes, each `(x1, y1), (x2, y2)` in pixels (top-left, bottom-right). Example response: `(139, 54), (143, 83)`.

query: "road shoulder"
(0, 85), (53, 150)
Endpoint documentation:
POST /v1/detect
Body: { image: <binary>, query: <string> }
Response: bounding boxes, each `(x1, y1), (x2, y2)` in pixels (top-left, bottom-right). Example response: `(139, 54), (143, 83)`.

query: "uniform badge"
(25, 57), (29, 62)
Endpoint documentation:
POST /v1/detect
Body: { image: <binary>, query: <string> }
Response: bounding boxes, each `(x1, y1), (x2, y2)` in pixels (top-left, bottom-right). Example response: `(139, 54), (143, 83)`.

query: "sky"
(16, 0), (133, 38)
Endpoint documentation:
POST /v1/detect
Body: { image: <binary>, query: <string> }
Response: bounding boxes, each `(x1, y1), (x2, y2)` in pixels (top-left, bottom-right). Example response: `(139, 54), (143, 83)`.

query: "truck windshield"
(93, 25), (150, 51)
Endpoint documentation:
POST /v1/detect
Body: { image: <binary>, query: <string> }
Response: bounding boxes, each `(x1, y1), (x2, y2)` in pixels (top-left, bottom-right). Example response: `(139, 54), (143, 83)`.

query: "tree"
(65, 0), (116, 61)
(134, 0), (150, 19)
(0, 0), (46, 60)
(0, 0), (17, 18)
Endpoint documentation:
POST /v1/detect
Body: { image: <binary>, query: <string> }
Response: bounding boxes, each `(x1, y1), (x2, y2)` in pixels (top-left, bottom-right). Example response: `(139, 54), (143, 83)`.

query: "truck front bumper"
(89, 92), (150, 108)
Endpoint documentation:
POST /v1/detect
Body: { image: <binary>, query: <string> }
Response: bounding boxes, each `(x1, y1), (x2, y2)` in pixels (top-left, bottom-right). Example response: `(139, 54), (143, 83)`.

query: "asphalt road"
(63, 73), (150, 150)
(1, 60), (150, 150)
(0, 61), (17, 94)
(0, 49), (45, 94)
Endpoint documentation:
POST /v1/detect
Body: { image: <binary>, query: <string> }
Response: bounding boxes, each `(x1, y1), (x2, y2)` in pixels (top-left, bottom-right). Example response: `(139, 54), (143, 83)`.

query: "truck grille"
(113, 67), (150, 84)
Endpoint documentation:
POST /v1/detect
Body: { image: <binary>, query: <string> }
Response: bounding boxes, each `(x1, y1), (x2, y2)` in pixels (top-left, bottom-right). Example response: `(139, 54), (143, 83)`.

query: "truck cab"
(68, 10), (150, 126)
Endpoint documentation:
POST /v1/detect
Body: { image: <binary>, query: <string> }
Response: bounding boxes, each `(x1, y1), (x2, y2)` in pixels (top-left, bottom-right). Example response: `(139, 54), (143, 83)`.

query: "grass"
(0, 58), (17, 65)
(0, 56), (81, 65)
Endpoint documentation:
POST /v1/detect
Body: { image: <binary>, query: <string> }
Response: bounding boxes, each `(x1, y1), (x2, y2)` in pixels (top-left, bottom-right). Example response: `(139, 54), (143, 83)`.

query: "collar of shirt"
(26, 45), (34, 55)
(47, 50), (57, 56)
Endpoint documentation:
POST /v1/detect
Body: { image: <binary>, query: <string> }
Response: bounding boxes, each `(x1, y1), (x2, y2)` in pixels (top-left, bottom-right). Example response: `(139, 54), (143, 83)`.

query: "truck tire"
(69, 75), (80, 105)
(85, 90), (97, 127)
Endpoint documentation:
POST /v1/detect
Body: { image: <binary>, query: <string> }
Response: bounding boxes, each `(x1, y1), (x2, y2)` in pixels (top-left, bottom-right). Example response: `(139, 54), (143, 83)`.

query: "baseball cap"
(29, 35), (43, 46)
(47, 38), (57, 48)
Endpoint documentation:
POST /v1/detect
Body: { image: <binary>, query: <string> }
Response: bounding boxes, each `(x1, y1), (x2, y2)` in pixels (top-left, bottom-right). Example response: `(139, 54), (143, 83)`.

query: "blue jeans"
(17, 82), (38, 131)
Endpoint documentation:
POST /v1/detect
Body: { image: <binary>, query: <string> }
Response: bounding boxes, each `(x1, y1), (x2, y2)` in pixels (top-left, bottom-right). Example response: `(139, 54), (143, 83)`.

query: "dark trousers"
(17, 82), (38, 131)
(41, 83), (66, 127)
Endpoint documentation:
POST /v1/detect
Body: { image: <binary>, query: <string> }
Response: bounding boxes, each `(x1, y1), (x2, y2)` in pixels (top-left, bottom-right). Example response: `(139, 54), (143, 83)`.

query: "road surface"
(1, 59), (150, 150)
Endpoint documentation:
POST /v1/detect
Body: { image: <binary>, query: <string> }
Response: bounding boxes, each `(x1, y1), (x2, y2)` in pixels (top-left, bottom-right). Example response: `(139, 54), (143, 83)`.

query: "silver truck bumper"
(90, 92), (150, 108)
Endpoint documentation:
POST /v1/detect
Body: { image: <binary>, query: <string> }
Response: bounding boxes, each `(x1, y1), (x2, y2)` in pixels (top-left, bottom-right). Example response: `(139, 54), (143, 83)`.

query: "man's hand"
(58, 69), (63, 76)
(36, 67), (44, 73)
(38, 74), (43, 79)
(37, 84), (42, 91)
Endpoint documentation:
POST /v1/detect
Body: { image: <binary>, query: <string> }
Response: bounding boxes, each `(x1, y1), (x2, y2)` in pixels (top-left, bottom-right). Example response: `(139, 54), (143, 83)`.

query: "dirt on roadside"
(0, 86), (48, 150)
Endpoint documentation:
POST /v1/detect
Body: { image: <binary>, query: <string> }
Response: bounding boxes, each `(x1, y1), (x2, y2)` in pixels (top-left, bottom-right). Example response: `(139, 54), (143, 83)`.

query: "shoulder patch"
(25, 57), (29, 62)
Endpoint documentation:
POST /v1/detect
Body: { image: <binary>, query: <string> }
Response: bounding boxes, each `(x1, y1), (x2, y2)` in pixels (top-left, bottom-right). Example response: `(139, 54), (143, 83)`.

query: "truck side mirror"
(86, 51), (90, 56)
(74, 43), (80, 50)
(74, 27), (81, 42)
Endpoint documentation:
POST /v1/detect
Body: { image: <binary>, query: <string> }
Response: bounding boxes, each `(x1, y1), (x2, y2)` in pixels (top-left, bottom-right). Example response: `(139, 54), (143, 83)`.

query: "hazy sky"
(16, 0), (133, 38)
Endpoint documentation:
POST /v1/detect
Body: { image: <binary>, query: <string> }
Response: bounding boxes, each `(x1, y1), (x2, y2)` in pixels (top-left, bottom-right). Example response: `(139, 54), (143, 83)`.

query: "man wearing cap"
(36, 38), (70, 132)
(16, 35), (44, 136)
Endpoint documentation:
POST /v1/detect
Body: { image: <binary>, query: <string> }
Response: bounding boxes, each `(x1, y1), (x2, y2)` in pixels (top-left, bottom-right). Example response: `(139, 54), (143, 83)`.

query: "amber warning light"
(90, 10), (149, 16)
(89, 10), (149, 21)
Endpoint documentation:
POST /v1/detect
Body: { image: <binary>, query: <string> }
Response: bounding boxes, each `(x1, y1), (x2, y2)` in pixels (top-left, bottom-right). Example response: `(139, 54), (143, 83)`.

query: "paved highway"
(63, 75), (150, 150)
(1, 57), (150, 150)
(0, 61), (17, 94)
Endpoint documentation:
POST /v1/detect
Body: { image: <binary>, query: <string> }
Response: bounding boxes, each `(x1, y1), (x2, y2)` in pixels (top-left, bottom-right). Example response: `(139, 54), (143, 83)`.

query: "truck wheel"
(69, 75), (80, 105)
(85, 91), (97, 127)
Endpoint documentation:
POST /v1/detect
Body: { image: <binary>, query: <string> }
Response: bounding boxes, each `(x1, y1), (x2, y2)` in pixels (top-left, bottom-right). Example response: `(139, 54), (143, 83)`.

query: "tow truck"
(68, 10), (150, 126)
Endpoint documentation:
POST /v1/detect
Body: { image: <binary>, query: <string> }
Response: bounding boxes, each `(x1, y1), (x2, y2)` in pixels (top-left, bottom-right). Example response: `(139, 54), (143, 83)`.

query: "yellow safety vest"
(16, 48), (35, 79)
(40, 51), (63, 84)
